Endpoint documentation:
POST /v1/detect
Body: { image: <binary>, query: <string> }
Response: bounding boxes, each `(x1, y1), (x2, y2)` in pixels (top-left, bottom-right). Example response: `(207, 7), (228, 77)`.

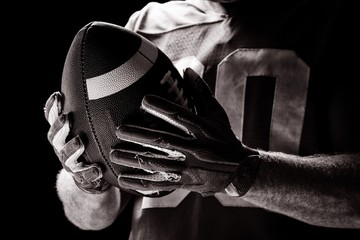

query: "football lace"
(159, 71), (190, 110)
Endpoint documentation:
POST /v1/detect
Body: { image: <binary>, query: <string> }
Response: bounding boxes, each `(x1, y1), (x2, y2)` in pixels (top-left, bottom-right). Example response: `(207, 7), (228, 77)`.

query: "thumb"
(44, 91), (62, 125)
(184, 68), (231, 125)
(183, 67), (213, 116)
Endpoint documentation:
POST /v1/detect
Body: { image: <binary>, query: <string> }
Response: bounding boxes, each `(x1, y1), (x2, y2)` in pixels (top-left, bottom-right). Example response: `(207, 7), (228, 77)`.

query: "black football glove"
(44, 92), (110, 194)
(110, 68), (260, 196)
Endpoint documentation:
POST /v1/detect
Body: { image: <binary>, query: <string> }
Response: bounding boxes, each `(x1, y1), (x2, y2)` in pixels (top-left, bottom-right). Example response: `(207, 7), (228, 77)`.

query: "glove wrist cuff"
(225, 154), (260, 197)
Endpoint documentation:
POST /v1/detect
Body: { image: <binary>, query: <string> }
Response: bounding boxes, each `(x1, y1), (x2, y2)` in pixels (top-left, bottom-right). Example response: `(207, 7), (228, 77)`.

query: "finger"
(59, 136), (103, 183)
(110, 148), (185, 172)
(130, 189), (175, 198)
(141, 94), (198, 137)
(119, 175), (181, 192)
(60, 136), (85, 168)
(44, 91), (62, 125)
(116, 124), (187, 160)
(142, 95), (226, 138)
(135, 189), (163, 197)
(120, 171), (181, 182)
(183, 67), (213, 97)
(183, 68), (230, 121)
(72, 164), (103, 183)
(48, 114), (70, 151)
(61, 137), (102, 183)
(183, 67), (213, 116)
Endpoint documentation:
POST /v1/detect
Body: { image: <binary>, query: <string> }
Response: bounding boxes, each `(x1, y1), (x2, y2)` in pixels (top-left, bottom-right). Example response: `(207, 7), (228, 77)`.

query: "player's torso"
(125, 1), (359, 239)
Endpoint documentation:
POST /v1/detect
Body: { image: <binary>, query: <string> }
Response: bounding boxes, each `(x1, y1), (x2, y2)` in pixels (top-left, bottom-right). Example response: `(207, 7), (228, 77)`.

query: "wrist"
(225, 154), (261, 197)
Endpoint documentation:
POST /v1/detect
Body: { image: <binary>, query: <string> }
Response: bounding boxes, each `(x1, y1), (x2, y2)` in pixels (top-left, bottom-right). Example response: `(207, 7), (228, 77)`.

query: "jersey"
(121, 0), (360, 239)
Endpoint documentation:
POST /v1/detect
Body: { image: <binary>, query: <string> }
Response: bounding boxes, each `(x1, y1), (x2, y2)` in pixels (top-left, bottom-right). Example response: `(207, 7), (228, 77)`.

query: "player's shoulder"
(125, 0), (227, 34)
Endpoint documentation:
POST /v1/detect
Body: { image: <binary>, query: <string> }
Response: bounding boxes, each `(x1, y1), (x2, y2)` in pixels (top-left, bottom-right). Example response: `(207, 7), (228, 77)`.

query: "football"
(60, 21), (193, 192)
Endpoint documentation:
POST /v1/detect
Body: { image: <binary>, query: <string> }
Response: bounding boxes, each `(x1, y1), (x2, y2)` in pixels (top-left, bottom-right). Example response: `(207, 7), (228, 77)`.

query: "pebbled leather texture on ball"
(61, 21), (192, 192)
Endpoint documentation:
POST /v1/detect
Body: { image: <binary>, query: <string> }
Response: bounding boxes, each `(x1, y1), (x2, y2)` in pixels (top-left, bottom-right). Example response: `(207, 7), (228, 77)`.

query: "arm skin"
(56, 169), (123, 230)
(242, 151), (360, 228)
(55, 152), (360, 230)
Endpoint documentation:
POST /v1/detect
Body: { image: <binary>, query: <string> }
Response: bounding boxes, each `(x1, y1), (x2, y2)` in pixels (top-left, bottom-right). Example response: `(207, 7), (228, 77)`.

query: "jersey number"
(216, 48), (309, 154)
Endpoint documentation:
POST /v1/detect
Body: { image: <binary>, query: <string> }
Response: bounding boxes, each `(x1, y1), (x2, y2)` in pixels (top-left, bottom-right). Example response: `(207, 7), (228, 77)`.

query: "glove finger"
(135, 189), (163, 197)
(116, 124), (187, 160)
(60, 136), (85, 168)
(110, 147), (185, 172)
(61, 136), (103, 183)
(120, 171), (181, 182)
(141, 94), (202, 137)
(183, 68), (231, 123)
(142, 95), (228, 139)
(119, 175), (181, 192)
(72, 164), (103, 183)
(44, 91), (62, 125)
(48, 113), (70, 152)
(183, 67), (213, 116)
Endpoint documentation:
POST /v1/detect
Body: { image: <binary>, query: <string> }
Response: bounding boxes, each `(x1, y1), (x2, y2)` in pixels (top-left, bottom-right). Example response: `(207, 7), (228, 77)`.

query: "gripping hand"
(110, 68), (259, 196)
(44, 92), (110, 194)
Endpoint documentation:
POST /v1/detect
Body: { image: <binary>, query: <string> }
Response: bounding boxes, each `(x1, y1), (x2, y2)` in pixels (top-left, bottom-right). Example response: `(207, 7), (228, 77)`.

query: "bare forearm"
(242, 151), (360, 228)
(56, 169), (122, 230)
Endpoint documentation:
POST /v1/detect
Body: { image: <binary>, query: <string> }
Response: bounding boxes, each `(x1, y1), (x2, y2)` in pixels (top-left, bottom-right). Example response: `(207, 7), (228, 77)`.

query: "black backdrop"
(12, 1), (165, 239)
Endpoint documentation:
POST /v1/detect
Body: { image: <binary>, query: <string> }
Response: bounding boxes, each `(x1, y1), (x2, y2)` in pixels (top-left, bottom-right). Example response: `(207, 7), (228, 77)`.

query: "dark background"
(10, 1), (164, 239)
